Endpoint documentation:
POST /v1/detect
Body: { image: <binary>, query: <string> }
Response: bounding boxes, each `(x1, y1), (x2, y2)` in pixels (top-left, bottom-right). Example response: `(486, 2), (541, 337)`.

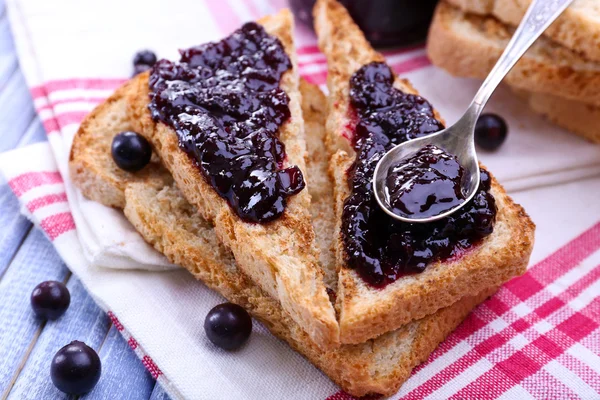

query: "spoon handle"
(469, 0), (574, 116)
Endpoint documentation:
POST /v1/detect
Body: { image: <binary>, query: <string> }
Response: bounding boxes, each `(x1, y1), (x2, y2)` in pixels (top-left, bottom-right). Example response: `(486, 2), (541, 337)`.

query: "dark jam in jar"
(290, 0), (439, 48)
(343, 62), (497, 288)
(148, 23), (305, 223)
(385, 145), (467, 219)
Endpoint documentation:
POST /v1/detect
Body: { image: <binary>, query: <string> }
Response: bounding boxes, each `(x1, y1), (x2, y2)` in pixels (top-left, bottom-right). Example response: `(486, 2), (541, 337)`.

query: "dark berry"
(132, 64), (152, 77)
(475, 113), (508, 151)
(31, 281), (70, 320)
(204, 303), (252, 350)
(51, 341), (101, 395)
(133, 50), (157, 67)
(111, 131), (152, 172)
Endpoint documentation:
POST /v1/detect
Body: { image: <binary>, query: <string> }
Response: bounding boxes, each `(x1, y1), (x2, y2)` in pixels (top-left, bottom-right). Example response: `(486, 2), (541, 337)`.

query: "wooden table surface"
(0, 1), (172, 398)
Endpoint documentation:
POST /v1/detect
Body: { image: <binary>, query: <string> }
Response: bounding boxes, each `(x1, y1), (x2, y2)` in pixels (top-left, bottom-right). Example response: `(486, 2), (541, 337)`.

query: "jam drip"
(148, 22), (305, 223)
(344, 62), (497, 288)
(385, 145), (466, 218)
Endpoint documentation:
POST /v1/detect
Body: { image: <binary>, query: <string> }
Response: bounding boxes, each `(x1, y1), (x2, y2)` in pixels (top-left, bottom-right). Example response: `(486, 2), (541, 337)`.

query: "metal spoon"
(373, 0), (574, 223)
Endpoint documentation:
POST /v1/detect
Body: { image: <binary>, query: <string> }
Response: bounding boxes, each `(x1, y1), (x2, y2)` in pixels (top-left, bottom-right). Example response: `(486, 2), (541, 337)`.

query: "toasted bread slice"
(70, 77), (496, 397)
(427, 2), (600, 106)
(315, 0), (535, 345)
(511, 88), (600, 144)
(447, 0), (600, 63)
(69, 79), (172, 208)
(125, 10), (340, 350)
(302, 81), (339, 290)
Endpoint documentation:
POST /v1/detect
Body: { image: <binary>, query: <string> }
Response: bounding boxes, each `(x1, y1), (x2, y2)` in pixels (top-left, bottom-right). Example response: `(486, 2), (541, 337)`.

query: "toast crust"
(447, 0), (600, 63)
(69, 80), (172, 208)
(512, 88), (600, 144)
(301, 80), (339, 290)
(126, 10), (340, 350)
(427, 2), (600, 106)
(315, 0), (535, 345)
(70, 77), (496, 397)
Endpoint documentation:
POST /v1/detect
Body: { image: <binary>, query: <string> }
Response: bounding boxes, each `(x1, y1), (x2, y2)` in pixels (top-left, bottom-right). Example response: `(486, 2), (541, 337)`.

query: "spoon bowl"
(373, 112), (481, 223)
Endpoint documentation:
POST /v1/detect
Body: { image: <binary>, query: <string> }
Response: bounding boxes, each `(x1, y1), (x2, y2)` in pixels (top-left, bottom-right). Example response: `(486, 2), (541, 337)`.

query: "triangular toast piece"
(511, 88), (600, 144)
(69, 78), (172, 209)
(446, 0), (600, 62)
(427, 2), (600, 106)
(125, 10), (340, 349)
(314, 0), (535, 345)
(70, 77), (496, 397)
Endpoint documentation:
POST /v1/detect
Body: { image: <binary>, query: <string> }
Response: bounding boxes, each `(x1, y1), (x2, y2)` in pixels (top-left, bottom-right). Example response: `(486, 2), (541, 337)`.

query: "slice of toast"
(511, 88), (600, 144)
(125, 10), (340, 350)
(446, 0), (600, 63)
(314, 0), (535, 345)
(70, 77), (496, 397)
(69, 79), (172, 208)
(427, 2), (600, 106)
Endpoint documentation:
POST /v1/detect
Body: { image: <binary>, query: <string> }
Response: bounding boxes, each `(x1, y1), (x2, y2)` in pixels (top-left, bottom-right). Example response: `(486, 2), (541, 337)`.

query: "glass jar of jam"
(290, 0), (439, 48)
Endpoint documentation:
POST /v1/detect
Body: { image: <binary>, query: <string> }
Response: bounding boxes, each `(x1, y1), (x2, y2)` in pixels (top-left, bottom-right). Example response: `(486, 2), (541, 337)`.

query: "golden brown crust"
(70, 77), (495, 397)
(313, 0), (383, 159)
(315, 0), (535, 344)
(447, 0), (600, 63)
(69, 80), (172, 208)
(511, 88), (600, 144)
(125, 10), (340, 350)
(427, 2), (600, 106)
(301, 79), (339, 290)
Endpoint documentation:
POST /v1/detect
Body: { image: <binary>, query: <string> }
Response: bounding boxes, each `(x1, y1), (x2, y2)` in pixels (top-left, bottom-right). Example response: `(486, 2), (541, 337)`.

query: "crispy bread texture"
(511, 88), (600, 144)
(447, 0), (600, 63)
(427, 2), (600, 106)
(69, 79), (172, 208)
(315, 0), (535, 345)
(301, 80), (339, 290)
(125, 10), (340, 350)
(427, 2), (600, 143)
(70, 78), (496, 397)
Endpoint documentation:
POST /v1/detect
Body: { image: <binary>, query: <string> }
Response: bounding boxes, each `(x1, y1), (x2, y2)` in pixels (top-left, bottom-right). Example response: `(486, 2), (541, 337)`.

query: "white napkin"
(74, 189), (178, 270)
(7, 0), (182, 271)
(0, 142), (176, 270)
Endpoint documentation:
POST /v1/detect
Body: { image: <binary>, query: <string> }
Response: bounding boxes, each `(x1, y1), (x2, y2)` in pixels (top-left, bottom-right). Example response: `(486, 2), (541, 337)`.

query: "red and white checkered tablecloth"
(1, 0), (599, 398)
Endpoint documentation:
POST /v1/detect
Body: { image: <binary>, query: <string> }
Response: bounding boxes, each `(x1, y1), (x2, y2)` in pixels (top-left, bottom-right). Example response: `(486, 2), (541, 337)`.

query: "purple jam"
(343, 62), (496, 288)
(385, 145), (466, 219)
(148, 22), (305, 223)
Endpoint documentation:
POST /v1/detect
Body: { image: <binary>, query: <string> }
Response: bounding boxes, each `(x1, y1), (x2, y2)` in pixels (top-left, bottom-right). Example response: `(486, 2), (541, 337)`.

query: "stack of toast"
(69, 0), (535, 396)
(428, 0), (600, 143)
